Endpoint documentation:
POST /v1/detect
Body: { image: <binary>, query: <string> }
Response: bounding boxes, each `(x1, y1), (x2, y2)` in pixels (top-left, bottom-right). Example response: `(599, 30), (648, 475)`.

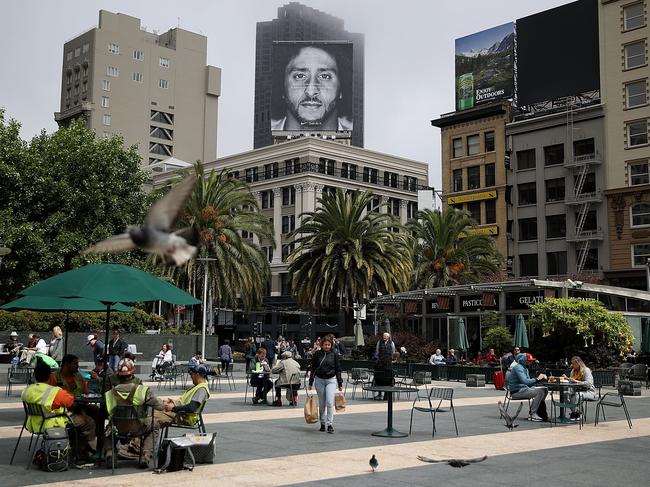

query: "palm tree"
(409, 207), (502, 288)
(167, 163), (274, 311)
(288, 189), (413, 335)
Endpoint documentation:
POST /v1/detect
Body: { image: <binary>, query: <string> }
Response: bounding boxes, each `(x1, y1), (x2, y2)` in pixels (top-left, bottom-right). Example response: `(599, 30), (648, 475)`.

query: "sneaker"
(272, 400), (282, 407)
(327, 425), (334, 434)
(319, 423), (326, 432)
(251, 397), (259, 405)
(528, 413), (543, 422)
(289, 401), (297, 406)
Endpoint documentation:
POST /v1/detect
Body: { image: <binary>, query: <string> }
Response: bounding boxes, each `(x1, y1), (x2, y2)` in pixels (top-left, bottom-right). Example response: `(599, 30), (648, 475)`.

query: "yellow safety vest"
(175, 382), (210, 426)
(104, 383), (149, 418)
(21, 382), (68, 433)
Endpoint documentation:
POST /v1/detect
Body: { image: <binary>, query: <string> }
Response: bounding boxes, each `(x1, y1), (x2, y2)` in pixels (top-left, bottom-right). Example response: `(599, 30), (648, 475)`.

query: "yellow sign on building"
(447, 190), (497, 205)
(461, 225), (499, 237)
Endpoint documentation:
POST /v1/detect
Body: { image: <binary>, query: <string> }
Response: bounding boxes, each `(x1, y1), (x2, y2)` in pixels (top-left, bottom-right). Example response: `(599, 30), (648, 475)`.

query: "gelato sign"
(455, 22), (515, 110)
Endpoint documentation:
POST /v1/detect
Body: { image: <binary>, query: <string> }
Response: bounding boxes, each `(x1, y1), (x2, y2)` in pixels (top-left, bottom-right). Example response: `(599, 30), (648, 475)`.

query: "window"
(101, 96), (109, 108)
(66, 73), (72, 84)
(160, 57), (170, 68)
(627, 80), (647, 108)
(108, 43), (119, 54)
(625, 41), (646, 69)
(581, 248), (599, 271)
(544, 144), (564, 166)
(102, 114), (111, 126)
(545, 178), (565, 202)
(149, 143), (172, 156)
(467, 135), (480, 155)
(133, 72), (143, 83)
(245, 167), (259, 183)
(485, 199), (496, 224)
(407, 201), (418, 220)
(82, 66), (88, 77)
(363, 167), (378, 183)
(452, 138), (463, 158)
(159, 79), (169, 89)
(133, 50), (144, 61)
(403, 175), (417, 191)
(106, 66), (119, 77)
(518, 182), (537, 206)
(281, 243), (295, 262)
(150, 126), (173, 140)
(282, 187), (295, 206)
(261, 190), (273, 209)
(630, 161), (650, 185)
(580, 209), (598, 231)
(383, 171), (398, 188)
(520, 254), (538, 277)
(263, 162), (278, 179)
(484, 131), (495, 152)
(517, 149), (536, 170)
(624, 3), (645, 31)
(319, 158), (336, 175)
(66, 51), (73, 61)
(519, 218), (538, 241)
(628, 120), (648, 146)
(82, 43), (89, 54)
(632, 202), (650, 226)
(547, 251), (567, 276)
(341, 162), (358, 180)
(485, 163), (495, 187)
(74, 47), (81, 57)
(546, 214), (566, 238)
(467, 166), (481, 190)
(282, 215), (295, 234)
(467, 202), (481, 223)
(574, 172), (596, 194)
(452, 169), (463, 192)
(102, 79), (110, 91)
(74, 70), (80, 81)
(388, 198), (400, 217)
(574, 138), (595, 157)
(150, 110), (174, 125)
(633, 243), (650, 266)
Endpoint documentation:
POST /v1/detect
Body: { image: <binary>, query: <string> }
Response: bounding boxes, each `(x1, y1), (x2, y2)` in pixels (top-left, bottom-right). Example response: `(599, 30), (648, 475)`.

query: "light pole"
(197, 257), (216, 359)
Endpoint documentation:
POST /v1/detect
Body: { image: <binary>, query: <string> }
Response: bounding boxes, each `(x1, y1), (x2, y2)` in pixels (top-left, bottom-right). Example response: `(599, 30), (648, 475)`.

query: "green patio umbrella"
(513, 313), (529, 348)
(354, 317), (365, 347)
(455, 318), (470, 351)
(642, 320), (650, 354)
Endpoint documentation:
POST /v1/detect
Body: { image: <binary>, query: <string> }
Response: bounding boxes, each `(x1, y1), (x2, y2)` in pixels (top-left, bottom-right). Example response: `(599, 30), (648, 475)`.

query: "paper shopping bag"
(335, 393), (346, 411)
(304, 395), (319, 424)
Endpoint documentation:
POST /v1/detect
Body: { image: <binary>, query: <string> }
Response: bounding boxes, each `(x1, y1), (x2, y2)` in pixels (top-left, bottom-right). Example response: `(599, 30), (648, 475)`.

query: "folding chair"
(6, 365), (33, 397)
(344, 368), (372, 399)
(594, 384), (633, 429)
(211, 363), (236, 392)
(409, 386), (458, 437)
(10, 402), (73, 469)
(107, 403), (156, 474)
(501, 384), (532, 418)
(159, 400), (207, 447)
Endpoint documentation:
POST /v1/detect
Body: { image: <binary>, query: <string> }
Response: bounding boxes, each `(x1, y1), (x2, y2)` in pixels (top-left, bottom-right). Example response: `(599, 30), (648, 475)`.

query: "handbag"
(335, 392), (346, 411)
(304, 394), (319, 424)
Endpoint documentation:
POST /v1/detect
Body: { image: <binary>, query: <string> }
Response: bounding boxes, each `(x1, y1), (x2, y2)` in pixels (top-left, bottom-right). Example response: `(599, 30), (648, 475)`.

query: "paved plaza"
(1, 374), (649, 486)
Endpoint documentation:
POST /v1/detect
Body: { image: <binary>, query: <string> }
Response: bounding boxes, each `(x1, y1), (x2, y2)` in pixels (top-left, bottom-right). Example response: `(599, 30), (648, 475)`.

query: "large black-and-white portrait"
(271, 42), (353, 132)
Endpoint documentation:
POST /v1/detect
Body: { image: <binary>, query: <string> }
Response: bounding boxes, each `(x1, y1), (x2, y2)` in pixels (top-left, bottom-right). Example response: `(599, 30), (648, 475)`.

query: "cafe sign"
(460, 294), (498, 311)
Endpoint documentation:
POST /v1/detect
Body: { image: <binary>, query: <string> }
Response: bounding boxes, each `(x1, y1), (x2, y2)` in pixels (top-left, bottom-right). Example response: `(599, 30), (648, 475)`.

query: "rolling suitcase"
(494, 370), (505, 390)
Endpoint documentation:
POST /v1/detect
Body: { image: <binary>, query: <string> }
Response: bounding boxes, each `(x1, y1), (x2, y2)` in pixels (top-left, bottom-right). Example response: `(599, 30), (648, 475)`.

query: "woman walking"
(308, 335), (343, 433)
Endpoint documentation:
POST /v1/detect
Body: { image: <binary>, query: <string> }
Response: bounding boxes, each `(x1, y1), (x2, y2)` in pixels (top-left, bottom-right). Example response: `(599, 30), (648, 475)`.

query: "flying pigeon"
(369, 454), (378, 472)
(498, 401), (523, 430)
(416, 455), (488, 468)
(82, 174), (198, 266)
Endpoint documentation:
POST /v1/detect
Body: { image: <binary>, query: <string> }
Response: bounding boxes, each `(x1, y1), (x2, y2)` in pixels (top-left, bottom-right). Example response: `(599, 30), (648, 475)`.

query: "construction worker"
(158, 364), (211, 427)
(104, 358), (164, 468)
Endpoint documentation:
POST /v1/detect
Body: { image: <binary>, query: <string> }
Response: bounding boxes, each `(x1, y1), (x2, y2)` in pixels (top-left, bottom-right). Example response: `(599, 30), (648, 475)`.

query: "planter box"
(466, 374), (485, 387)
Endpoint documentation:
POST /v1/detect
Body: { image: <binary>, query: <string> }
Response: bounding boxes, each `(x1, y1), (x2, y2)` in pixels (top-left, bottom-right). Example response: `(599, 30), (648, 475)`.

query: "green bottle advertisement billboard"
(457, 73), (474, 110)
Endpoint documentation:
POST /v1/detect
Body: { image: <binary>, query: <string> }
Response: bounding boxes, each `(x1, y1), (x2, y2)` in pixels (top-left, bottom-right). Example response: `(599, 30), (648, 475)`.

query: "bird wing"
(146, 174), (197, 231)
(81, 234), (136, 254)
(174, 227), (199, 246)
(416, 456), (446, 464)
(497, 401), (510, 423)
(462, 456), (488, 464)
(511, 402), (523, 421)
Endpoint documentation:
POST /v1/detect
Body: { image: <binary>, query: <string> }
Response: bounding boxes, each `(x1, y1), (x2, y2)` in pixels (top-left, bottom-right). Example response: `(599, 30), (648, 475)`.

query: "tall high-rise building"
(55, 10), (221, 166)
(254, 2), (364, 149)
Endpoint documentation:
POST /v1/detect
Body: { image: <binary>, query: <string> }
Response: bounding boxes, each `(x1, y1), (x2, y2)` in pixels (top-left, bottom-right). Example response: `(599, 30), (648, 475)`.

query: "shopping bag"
(304, 394), (319, 423)
(335, 393), (346, 411)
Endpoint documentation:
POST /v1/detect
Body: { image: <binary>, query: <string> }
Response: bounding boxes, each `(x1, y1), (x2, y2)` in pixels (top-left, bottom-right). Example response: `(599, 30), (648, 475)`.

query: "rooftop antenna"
(177, 17), (181, 28)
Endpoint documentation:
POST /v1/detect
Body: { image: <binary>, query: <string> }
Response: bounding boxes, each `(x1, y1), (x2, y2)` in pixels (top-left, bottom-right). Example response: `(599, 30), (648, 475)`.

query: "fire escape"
(563, 99), (603, 272)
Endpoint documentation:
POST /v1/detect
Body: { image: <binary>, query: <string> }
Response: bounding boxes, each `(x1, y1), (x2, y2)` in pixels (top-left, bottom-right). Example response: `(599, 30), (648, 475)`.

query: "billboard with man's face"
(271, 42), (353, 132)
(454, 22), (515, 110)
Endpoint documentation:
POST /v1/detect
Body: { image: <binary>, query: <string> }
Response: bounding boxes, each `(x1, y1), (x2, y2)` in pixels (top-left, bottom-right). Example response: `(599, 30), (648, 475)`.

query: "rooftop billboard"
(454, 22), (515, 111)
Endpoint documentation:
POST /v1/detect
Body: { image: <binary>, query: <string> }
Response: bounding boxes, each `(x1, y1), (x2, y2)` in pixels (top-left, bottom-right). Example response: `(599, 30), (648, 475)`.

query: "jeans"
(109, 354), (120, 374)
(512, 386), (548, 416)
(314, 376), (337, 426)
(568, 390), (596, 410)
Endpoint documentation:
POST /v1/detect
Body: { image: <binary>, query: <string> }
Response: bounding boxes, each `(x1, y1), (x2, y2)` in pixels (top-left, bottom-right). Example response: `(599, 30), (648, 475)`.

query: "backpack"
(42, 427), (70, 472)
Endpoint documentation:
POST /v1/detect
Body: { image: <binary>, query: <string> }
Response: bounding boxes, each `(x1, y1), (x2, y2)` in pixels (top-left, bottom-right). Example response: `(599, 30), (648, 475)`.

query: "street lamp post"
(197, 257), (217, 359)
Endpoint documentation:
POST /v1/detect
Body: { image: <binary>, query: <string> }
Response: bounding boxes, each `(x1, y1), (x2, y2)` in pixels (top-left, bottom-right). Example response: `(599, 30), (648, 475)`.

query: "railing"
(565, 191), (603, 205)
(566, 228), (605, 242)
(564, 152), (602, 168)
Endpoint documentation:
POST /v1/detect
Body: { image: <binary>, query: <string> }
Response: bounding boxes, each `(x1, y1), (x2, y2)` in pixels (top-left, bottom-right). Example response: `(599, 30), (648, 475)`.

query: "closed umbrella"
(642, 320), (650, 354)
(455, 318), (470, 351)
(513, 313), (529, 348)
(354, 317), (365, 347)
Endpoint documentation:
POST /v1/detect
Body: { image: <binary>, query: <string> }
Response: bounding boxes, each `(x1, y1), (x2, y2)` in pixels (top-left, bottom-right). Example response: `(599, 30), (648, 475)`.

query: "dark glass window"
(519, 218), (538, 241)
(282, 215), (295, 234)
(517, 149), (536, 170)
(485, 199), (496, 224)
(467, 202), (481, 223)
(282, 187), (295, 206)
(546, 214), (566, 238)
(452, 137), (463, 158)
(544, 144), (564, 166)
(518, 182), (537, 205)
(547, 251), (567, 276)
(485, 163), (495, 187)
(363, 167), (378, 184)
(484, 131), (495, 152)
(520, 254), (538, 277)
(468, 166), (481, 190)
(574, 172), (596, 194)
(577, 209), (598, 231)
(545, 178), (565, 202)
(453, 169), (463, 192)
(574, 138), (595, 158)
(580, 248), (599, 271)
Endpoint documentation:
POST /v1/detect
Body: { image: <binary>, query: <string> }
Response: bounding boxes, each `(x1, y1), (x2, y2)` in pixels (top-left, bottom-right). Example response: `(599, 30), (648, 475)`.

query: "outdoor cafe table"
(75, 393), (106, 459)
(543, 381), (585, 423)
(362, 385), (419, 437)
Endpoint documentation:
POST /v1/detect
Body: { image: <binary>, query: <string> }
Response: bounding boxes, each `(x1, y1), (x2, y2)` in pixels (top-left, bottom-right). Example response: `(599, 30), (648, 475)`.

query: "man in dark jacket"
(261, 334), (277, 367)
(373, 333), (396, 400)
(108, 329), (128, 373)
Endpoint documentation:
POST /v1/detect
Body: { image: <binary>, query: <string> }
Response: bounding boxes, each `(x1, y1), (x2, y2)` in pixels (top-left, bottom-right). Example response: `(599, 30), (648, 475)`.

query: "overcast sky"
(2, 0), (571, 188)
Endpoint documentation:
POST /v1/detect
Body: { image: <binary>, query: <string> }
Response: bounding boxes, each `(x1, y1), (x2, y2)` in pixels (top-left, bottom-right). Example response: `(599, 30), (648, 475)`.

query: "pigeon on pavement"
(369, 454), (378, 472)
(82, 174), (198, 266)
(498, 401), (523, 430)
(416, 455), (488, 468)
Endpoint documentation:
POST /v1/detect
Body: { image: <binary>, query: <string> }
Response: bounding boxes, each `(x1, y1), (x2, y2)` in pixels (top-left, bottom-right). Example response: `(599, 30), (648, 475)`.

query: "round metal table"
(362, 385), (419, 437)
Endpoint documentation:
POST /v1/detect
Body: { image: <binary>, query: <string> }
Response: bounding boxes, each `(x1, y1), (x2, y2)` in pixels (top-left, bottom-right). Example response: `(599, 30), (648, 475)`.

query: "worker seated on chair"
(104, 358), (165, 468)
(251, 348), (273, 405)
(25, 360), (96, 460)
(157, 364), (211, 429)
(272, 351), (301, 406)
(49, 353), (99, 423)
(565, 356), (597, 422)
(106, 352), (142, 391)
(506, 353), (548, 422)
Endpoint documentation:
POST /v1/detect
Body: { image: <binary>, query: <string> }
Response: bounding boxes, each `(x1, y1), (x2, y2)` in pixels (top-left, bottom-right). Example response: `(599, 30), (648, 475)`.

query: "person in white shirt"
(429, 349), (446, 365)
(19, 333), (48, 364)
(150, 343), (173, 378)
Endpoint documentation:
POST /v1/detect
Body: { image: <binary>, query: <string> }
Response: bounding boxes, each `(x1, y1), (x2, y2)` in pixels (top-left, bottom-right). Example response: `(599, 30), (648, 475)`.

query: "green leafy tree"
(167, 164), (274, 310)
(288, 189), (413, 335)
(529, 298), (634, 366)
(408, 208), (502, 288)
(482, 326), (512, 355)
(0, 112), (153, 301)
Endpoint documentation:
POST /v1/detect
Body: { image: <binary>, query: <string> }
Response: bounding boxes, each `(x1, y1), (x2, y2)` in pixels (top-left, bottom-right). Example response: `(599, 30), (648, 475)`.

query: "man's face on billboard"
(284, 47), (340, 126)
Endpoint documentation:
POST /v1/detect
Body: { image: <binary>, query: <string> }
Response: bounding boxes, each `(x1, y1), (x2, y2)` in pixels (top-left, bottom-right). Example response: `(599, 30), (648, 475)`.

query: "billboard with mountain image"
(455, 22), (515, 110)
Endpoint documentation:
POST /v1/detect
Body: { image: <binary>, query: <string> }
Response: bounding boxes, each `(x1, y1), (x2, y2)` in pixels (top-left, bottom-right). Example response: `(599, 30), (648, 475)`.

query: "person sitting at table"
(251, 348), (272, 405)
(107, 352), (142, 390)
(49, 354), (89, 396)
(23, 360), (96, 461)
(19, 333), (47, 365)
(565, 356), (597, 421)
(506, 353), (548, 422)
(189, 350), (205, 369)
(473, 351), (484, 365)
(104, 358), (165, 468)
(160, 364), (211, 426)
(150, 343), (173, 379)
(485, 348), (499, 365)
(429, 349), (446, 365)
(5, 331), (22, 357)
(271, 351), (302, 406)
(89, 355), (114, 393)
(446, 349), (458, 365)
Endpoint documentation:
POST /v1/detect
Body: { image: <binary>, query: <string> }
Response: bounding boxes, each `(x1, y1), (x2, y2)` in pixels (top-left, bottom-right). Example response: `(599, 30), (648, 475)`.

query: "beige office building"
(601, 0), (650, 289)
(55, 10), (221, 166)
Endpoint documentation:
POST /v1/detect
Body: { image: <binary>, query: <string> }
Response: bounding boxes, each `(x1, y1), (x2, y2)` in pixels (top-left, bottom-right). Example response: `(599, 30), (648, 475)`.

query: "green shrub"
(482, 326), (513, 355)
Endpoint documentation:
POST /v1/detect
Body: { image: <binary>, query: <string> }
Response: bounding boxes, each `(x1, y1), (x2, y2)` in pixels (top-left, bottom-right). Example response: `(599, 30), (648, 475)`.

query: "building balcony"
(563, 152), (602, 168)
(566, 228), (604, 242)
(564, 191), (603, 205)
(54, 101), (94, 123)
